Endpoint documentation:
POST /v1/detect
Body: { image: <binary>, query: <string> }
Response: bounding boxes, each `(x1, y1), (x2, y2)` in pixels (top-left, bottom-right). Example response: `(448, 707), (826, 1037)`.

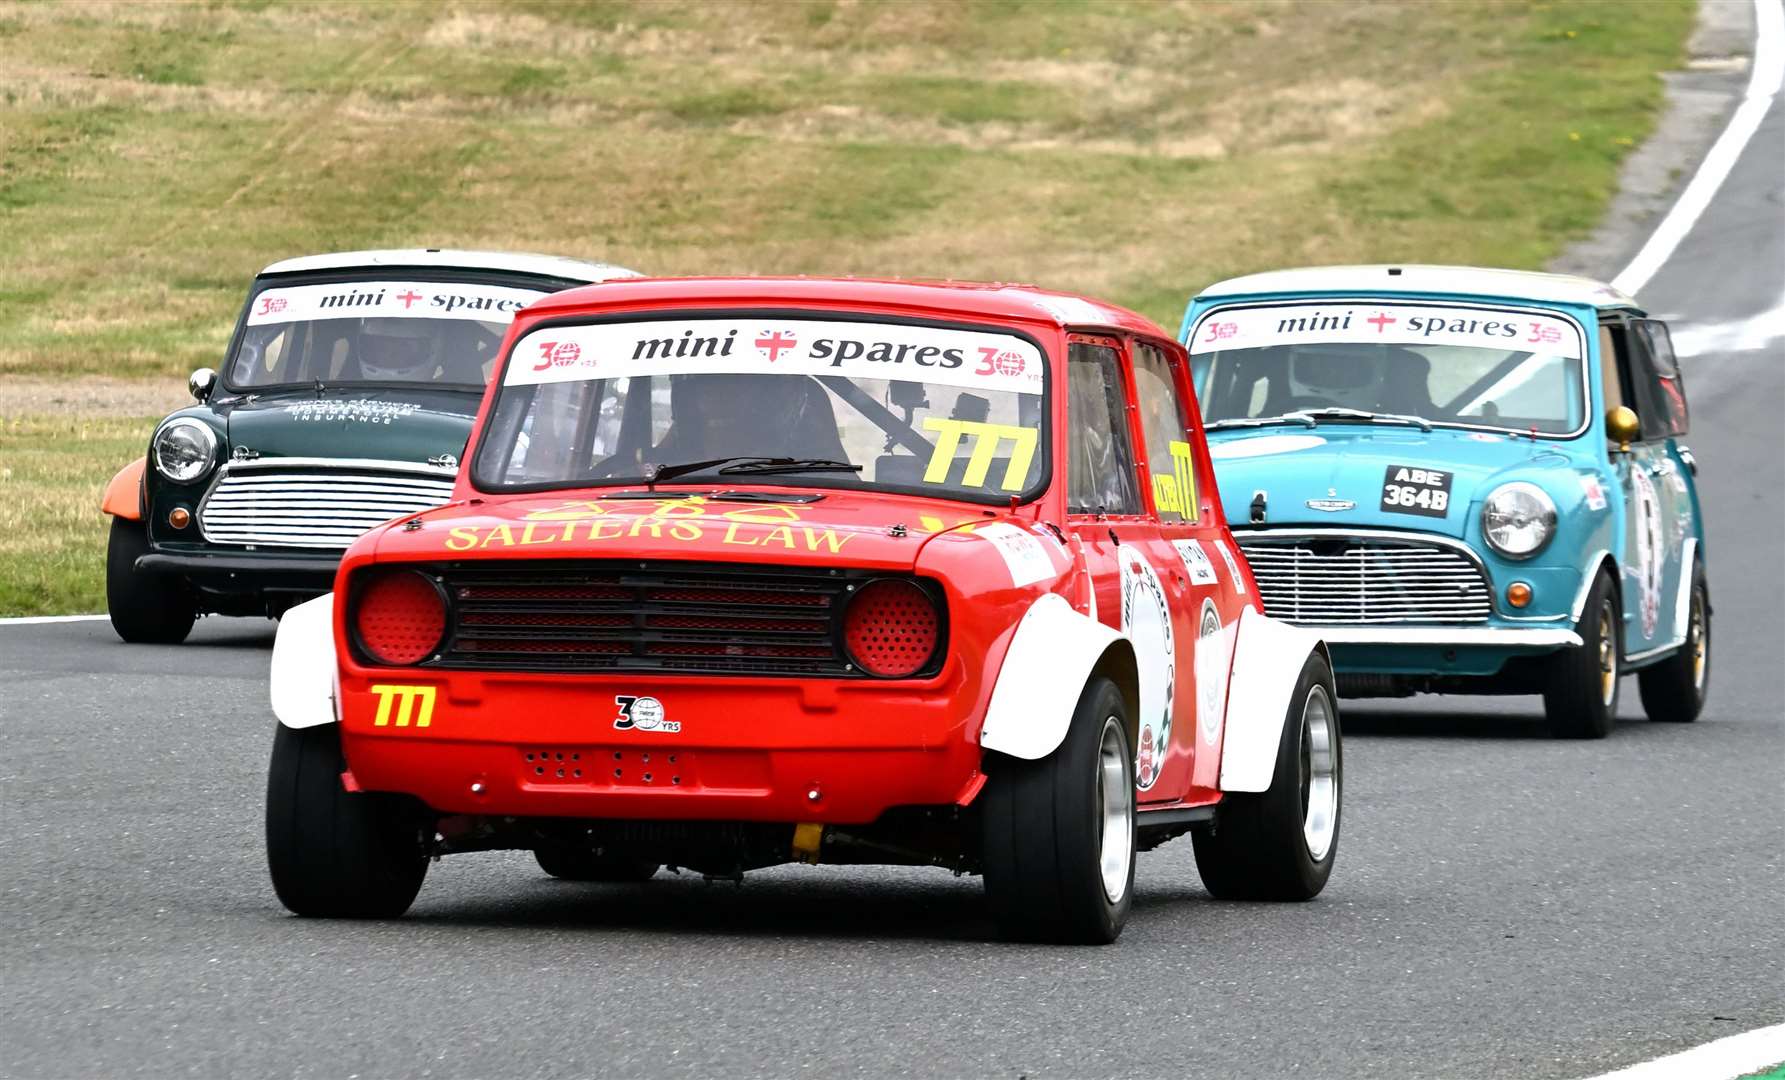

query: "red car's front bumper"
(338, 665), (985, 825)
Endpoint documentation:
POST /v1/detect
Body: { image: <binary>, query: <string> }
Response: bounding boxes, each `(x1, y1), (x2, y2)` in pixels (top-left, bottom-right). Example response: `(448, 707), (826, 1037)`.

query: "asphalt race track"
(3, 35), (1781, 1080)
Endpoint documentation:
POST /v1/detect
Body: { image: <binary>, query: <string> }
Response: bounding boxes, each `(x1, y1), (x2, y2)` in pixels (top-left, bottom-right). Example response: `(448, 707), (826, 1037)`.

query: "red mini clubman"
(265, 277), (1341, 943)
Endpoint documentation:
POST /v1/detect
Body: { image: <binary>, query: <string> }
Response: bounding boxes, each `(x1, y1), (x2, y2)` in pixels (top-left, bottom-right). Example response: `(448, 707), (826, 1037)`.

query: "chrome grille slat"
(1236, 534), (1493, 625)
(198, 463), (454, 549)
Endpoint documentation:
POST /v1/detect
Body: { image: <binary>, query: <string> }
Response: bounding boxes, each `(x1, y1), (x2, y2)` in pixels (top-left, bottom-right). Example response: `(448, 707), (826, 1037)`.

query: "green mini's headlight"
(152, 419), (219, 484)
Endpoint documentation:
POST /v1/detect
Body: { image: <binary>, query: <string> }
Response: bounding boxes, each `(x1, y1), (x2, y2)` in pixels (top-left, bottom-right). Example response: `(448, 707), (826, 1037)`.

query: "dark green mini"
(102, 249), (636, 643)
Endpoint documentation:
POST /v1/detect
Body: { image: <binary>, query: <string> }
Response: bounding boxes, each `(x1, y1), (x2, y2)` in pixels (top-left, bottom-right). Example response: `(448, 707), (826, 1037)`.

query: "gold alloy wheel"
(1690, 589), (1708, 690)
(1598, 602), (1618, 706)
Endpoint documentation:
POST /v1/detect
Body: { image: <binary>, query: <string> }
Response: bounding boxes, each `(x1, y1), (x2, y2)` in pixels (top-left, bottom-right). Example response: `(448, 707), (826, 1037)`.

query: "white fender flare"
(270, 593), (340, 729)
(980, 592), (1126, 760)
(1218, 606), (1328, 792)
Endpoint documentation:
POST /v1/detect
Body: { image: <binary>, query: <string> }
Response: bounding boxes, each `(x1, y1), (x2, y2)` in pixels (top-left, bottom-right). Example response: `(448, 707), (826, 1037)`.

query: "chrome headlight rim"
(1481, 481), (1557, 560)
(151, 418), (220, 484)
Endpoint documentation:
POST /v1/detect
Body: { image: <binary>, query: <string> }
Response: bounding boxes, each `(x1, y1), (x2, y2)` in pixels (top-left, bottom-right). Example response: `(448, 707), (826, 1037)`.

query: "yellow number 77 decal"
(921, 418), (1039, 492)
(1150, 439), (1199, 521)
(370, 684), (436, 728)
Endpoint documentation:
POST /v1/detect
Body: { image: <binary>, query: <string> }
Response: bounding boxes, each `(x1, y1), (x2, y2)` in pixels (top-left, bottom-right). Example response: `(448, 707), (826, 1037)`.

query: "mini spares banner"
(244, 281), (547, 326)
(1189, 302), (1584, 360)
(503, 317), (1046, 397)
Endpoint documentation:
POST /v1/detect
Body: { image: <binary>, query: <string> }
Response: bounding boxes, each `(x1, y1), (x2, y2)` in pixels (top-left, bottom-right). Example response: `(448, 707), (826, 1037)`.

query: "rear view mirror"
(189, 367), (217, 402)
(888, 380), (929, 410)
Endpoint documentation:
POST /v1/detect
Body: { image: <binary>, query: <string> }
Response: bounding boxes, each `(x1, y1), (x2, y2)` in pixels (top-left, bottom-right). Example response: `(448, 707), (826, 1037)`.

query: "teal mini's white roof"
(1196, 264), (1639, 310)
(259, 249), (640, 283)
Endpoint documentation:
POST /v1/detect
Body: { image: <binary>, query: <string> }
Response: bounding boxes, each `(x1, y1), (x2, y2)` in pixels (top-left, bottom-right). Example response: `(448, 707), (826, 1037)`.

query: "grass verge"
(0, 0), (1696, 614)
(0, 413), (158, 616)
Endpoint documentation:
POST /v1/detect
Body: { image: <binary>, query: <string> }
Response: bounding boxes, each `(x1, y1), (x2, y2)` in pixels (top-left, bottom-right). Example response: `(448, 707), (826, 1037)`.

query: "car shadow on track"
(403, 869), (1006, 943)
(1341, 707), (1647, 739)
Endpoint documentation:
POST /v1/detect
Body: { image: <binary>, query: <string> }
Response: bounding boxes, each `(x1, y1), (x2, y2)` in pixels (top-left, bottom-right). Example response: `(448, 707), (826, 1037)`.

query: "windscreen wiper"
(1207, 415), (1318, 430)
(643, 457), (863, 486)
(1289, 407), (1433, 432)
(718, 458), (862, 477)
(644, 457), (767, 485)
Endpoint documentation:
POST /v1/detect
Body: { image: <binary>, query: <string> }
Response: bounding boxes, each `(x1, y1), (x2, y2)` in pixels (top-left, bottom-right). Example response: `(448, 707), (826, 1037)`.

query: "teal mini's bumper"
(1323, 629), (1579, 678)
(1228, 523), (1599, 680)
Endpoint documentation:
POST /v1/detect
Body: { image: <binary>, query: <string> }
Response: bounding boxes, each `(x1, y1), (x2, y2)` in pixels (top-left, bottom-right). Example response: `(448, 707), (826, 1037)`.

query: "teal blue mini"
(1179, 265), (1709, 737)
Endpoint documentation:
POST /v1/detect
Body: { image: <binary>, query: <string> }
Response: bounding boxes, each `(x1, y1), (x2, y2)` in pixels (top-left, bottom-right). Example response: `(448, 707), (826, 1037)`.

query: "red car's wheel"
(265, 723), (429, 918)
(1193, 650), (1340, 901)
(980, 676), (1135, 945)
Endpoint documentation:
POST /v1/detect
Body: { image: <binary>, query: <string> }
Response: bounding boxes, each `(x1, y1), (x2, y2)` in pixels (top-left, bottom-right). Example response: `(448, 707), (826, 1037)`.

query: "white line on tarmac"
(0, 614), (107, 626)
(1613, 0), (1785, 297)
(1577, 1022), (1785, 1080)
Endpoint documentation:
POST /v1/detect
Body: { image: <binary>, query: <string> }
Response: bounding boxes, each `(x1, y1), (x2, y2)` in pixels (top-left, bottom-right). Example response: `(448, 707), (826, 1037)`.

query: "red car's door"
(1061, 335), (1166, 780)
(1128, 334), (1254, 802)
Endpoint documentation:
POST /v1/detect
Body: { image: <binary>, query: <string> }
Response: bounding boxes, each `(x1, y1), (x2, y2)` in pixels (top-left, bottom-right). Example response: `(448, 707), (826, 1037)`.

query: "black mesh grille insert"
(419, 560), (865, 676)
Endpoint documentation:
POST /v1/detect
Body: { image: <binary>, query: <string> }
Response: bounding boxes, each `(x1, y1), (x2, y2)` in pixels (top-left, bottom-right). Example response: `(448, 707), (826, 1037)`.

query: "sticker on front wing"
(1173, 539), (1219, 586)
(978, 523), (1058, 587)
(615, 695), (680, 733)
(1380, 465), (1452, 518)
(1213, 539), (1246, 595)
(1579, 474), (1608, 511)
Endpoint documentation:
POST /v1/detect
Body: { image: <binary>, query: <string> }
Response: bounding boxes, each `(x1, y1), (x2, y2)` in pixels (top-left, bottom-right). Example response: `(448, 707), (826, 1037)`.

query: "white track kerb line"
(0, 614), (107, 626)
(1613, 0), (1785, 297)
(1578, 1023), (1785, 1080)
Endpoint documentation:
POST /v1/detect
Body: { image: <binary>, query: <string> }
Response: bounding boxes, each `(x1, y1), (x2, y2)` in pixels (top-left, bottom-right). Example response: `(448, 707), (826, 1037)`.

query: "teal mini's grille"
(1237, 535), (1492, 624)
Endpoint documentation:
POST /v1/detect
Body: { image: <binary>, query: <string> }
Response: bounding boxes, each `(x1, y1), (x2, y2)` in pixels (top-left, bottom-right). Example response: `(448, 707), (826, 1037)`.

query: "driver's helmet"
(357, 318), (438, 381)
(1287, 344), (1385, 411)
(671, 373), (814, 458)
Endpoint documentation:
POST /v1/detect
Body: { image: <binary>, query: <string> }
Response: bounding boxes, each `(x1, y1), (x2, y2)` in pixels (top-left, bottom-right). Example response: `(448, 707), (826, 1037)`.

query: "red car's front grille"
(415, 560), (872, 676)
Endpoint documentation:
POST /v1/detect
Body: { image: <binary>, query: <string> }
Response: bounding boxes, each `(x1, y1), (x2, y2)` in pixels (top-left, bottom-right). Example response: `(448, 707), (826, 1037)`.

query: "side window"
(1633, 319), (1689, 437)
(1067, 341), (1141, 516)
(494, 380), (595, 483)
(1598, 324), (1626, 412)
(1129, 341), (1198, 523)
(1604, 318), (1662, 443)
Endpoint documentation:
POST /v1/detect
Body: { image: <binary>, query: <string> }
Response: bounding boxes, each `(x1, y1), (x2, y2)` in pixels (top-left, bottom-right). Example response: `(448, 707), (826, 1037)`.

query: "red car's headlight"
(843, 578), (941, 678)
(353, 570), (447, 666)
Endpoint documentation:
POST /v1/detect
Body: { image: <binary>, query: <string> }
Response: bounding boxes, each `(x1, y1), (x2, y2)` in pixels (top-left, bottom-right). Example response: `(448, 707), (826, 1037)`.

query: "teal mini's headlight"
(1482, 482), (1556, 559)
(152, 419), (218, 484)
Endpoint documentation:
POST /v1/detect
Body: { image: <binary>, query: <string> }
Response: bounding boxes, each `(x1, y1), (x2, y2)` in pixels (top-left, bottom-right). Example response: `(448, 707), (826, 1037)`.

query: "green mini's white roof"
(1196, 264), (1639, 310)
(259, 249), (639, 283)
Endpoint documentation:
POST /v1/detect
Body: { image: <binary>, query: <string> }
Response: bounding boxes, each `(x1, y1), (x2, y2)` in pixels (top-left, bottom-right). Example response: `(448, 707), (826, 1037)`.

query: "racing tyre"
(1638, 564), (1710, 722)
(266, 723), (429, 918)
(1543, 569), (1619, 739)
(1193, 651), (1340, 901)
(105, 518), (196, 644)
(535, 847), (659, 882)
(980, 676), (1134, 944)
